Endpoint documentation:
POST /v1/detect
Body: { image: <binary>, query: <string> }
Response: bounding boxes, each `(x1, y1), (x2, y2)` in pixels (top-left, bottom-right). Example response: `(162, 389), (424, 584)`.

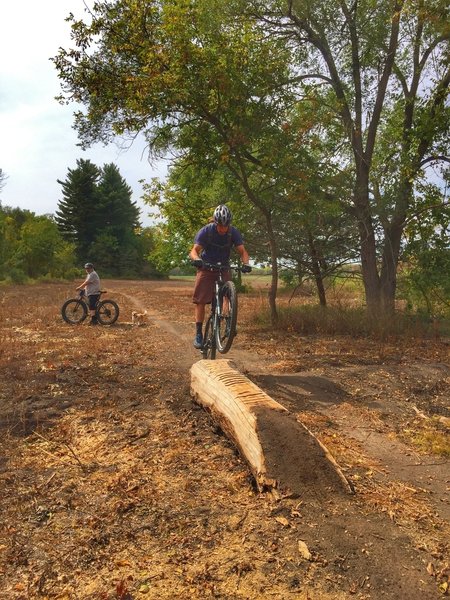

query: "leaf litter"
(0, 281), (448, 599)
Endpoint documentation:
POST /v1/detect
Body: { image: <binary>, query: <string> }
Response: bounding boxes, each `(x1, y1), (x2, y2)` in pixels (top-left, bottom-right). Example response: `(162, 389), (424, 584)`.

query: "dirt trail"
(0, 280), (448, 600)
(115, 281), (450, 598)
(120, 283), (450, 517)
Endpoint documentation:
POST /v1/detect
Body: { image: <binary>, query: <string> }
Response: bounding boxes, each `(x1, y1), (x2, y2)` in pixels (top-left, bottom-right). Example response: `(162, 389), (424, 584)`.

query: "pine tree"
(55, 159), (101, 262)
(94, 163), (141, 274)
(98, 163), (140, 241)
(56, 160), (142, 274)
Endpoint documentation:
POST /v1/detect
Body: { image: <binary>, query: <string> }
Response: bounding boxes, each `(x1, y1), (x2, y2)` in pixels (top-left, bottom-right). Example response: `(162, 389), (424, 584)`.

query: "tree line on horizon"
(0, 160), (162, 283)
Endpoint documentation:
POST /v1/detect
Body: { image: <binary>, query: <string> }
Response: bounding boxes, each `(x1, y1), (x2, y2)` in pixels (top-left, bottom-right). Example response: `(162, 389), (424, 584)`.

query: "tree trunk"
(190, 359), (353, 497)
(307, 230), (327, 306)
(380, 179), (410, 314)
(265, 212), (279, 324)
(354, 171), (381, 315)
(379, 224), (403, 314)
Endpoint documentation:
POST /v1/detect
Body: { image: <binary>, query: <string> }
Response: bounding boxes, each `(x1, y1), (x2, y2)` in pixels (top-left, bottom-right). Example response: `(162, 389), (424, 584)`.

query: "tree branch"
(365, 1), (405, 164)
(339, 0), (362, 132)
(402, 200), (450, 227)
(419, 155), (450, 168)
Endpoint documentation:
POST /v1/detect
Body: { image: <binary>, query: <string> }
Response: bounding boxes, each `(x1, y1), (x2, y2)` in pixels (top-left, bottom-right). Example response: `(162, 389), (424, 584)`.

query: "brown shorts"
(192, 268), (231, 304)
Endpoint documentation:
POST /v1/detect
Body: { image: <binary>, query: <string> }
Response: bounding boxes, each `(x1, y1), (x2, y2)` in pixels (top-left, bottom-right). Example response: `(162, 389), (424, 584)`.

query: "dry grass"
(400, 419), (450, 457)
(0, 281), (448, 600)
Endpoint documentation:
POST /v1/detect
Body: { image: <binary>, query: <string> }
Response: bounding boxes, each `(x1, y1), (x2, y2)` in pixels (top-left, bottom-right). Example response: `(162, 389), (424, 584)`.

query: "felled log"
(190, 359), (353, 497)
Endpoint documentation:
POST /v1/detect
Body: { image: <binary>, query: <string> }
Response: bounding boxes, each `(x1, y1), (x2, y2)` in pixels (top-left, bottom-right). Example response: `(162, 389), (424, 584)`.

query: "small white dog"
(131, 310), (148, 326)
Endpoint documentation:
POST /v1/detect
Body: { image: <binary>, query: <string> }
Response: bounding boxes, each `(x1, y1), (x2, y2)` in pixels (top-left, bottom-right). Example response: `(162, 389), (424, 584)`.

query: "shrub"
(7, 268), (28, 284)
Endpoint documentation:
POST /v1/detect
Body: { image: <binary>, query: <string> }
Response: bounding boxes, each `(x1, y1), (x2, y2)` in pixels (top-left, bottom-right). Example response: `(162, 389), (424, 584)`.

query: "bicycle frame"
(61, 290), (120, 326)
(201, 263), (239, 359)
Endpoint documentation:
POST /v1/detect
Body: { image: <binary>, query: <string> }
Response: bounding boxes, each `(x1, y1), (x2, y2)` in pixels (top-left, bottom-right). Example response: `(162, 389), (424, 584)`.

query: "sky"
(0, 1), (167, 226)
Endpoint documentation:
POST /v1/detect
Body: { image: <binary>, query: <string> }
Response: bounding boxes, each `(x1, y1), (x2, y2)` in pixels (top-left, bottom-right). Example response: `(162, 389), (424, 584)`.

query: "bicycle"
(200, 262), (241, 360)
(61, 290), (120, 325)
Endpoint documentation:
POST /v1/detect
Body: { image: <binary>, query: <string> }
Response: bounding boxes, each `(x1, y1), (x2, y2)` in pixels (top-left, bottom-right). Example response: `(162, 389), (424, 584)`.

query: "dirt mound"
(256, 408), (351, 498)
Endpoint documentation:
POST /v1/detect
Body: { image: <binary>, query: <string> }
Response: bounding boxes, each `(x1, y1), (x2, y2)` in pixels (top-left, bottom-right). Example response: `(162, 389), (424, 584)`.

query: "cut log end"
(190, 359), (354, 498)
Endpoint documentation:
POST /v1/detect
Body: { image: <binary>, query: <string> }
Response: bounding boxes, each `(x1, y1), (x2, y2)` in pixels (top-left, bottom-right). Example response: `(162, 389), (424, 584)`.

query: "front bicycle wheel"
(61, 299), (88, 324)
(202, 314), (216, 359)
(96, 300), (119, 325)
(216, 281), (237, 353)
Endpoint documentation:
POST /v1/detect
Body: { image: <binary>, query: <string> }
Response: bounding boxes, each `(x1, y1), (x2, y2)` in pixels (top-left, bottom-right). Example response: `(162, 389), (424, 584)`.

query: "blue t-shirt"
(194, 223), (243, 265)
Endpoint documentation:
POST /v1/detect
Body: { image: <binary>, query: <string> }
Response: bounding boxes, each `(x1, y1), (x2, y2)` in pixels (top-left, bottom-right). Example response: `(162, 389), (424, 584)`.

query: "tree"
(55, 158), (101, 260)
(0, 206), (76, 281)
(52, 0), (299, 322)
(53, 0), (449, 316)
(19, 217), (70, 278)
(56, 160), (143, 275)
(0, 168), (7, 200)
(400, 175), (450, 315)
(247, 0), (450, 314)
(96, 163), (141, 274)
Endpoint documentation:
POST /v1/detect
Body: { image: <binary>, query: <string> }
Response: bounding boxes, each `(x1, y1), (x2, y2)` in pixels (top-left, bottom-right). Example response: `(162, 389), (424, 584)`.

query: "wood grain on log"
(190, 359), (353, 497)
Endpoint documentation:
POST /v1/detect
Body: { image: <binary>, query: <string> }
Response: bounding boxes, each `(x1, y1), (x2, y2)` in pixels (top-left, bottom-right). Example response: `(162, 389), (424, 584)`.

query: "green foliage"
(398, 192), (450, 317)
(7, 267), (28, 285)
(52, 0), (450, 312)
(0, 206), (77, 281)
(55, 159), (162, 277)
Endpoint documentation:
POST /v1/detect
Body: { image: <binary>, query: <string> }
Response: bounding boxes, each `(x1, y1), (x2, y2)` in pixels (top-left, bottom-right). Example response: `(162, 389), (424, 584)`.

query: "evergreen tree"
(96, 163), (141, 273)
(55, 159), (101, 261)
(56, 160), (144, 275)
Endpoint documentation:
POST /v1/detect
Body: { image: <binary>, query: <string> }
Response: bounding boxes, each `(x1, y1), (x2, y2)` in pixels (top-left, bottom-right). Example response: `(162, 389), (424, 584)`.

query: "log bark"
(190, 359), (353, 498)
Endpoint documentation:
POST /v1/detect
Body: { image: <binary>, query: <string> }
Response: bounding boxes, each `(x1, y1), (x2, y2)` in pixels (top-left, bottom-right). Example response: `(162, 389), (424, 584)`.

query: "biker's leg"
(195, 303), (206, 323)
(88, 294), (99, 325)
(192, 269), (216, 348)
(193, 303), (205, 348)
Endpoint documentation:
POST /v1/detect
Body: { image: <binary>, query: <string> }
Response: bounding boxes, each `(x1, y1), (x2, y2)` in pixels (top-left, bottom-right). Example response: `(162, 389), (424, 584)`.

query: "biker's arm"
(236, 244), (250, 266)
(189, 243), (204, 261)
(76, 279), (88, 291)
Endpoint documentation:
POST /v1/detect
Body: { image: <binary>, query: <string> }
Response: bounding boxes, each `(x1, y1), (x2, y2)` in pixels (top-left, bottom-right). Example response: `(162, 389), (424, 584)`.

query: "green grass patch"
(401, 424), (450, 457)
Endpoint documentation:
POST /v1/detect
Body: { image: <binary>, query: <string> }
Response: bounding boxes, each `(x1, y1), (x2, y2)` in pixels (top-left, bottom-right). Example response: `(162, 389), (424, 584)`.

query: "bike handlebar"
(76, 289), (107, 296)
(194, 261), (251, 273)
(200, 262), (244, 272)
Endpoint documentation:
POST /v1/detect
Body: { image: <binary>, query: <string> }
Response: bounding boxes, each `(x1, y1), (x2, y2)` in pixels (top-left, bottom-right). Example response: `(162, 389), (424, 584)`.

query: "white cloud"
(0, 1), (166, 225)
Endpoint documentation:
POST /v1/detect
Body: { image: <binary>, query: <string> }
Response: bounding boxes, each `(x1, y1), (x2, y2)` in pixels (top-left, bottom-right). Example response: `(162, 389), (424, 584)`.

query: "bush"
(7, 268), (28, 284)
(279, 269), (298, 288)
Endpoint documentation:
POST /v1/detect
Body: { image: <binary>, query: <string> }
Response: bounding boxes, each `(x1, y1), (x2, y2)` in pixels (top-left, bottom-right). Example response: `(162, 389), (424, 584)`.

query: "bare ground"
(0, 280), (448, 600)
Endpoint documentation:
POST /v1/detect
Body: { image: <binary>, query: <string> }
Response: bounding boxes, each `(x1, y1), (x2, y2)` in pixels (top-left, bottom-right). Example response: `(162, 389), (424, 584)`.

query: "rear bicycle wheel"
(96, 300), (119, 325)
(202, 314), (216, 359)
(216, 281), (237, 353)
(61, 299), (88, 324)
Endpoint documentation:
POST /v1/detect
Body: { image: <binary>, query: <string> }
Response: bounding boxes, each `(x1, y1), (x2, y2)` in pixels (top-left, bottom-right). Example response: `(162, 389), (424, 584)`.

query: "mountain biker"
(76, 262), (101, 325)
(189, 205), (251, 349)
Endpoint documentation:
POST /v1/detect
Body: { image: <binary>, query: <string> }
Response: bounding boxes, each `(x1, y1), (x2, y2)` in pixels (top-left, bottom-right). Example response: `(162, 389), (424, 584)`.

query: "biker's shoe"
(193, 333), (203, 349)
(89, 317), (98, 326)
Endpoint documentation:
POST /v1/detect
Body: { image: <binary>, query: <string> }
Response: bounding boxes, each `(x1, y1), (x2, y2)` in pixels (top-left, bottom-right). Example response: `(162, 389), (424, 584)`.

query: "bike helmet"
(213, 204), (232, 226)
(84, 262), (94, 269)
